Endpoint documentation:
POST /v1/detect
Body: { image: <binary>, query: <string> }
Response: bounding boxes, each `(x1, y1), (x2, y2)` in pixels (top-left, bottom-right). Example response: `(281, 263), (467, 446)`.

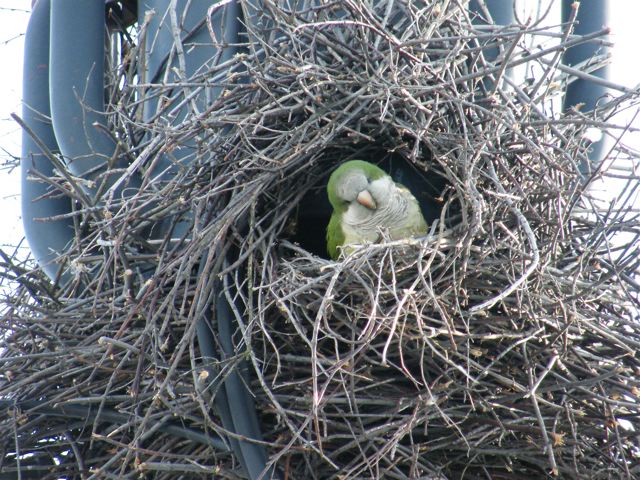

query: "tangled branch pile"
(2, 1), (640, 479)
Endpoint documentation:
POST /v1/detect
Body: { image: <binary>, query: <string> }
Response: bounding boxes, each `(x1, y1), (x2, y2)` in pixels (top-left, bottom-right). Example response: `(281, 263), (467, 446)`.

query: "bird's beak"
(356, 189), (377, 209)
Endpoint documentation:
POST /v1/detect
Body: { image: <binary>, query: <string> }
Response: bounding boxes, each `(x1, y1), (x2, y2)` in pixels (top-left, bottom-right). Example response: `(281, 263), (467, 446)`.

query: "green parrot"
(326, 160), (428, 260)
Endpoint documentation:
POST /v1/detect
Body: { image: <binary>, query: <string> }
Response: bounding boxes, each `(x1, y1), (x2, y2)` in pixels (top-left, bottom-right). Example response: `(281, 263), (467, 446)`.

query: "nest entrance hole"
(291, 149), (452, 258)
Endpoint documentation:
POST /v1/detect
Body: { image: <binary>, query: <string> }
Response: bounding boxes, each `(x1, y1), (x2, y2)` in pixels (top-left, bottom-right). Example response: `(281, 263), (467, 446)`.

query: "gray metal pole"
(469, 0), (516, 26)
(562, 0), (610, 172)
(21, 0), (74, 280)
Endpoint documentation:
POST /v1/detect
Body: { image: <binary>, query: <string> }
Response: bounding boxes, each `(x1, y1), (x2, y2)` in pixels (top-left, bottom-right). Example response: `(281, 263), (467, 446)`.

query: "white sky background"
(0, 1), (29, 255)
(0, 1), (639, 261)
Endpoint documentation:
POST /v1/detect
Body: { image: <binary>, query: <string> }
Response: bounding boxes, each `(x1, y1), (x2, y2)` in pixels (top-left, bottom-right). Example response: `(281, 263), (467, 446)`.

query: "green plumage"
(326, 160), (428, 259)
(326, 212), (345, 260)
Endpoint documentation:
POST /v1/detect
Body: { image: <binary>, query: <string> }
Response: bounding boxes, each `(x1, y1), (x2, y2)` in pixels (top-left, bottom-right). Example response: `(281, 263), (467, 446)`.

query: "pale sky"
(0, 1), (639, 259)
(0, 1), (29, 253)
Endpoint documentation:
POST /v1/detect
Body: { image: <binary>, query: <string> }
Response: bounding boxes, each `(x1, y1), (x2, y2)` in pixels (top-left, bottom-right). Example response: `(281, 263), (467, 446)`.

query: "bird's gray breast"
(342, 183), (410, 243)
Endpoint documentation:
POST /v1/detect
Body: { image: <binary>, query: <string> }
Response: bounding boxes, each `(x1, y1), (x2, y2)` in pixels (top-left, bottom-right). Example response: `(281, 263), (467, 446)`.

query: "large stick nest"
(2, 1), (640, 479)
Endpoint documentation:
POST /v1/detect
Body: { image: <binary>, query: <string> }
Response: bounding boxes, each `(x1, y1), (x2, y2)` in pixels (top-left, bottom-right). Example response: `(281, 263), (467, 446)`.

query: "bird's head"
(327, 160), (390, 214)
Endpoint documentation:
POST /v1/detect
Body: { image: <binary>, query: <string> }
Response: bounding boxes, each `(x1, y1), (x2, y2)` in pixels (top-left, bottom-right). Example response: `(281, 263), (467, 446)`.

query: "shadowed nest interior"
(2, 1), (640, 479)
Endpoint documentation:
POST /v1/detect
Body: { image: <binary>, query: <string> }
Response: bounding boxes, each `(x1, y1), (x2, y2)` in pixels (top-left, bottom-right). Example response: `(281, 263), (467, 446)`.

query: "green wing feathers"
(326, 212), (345, 260)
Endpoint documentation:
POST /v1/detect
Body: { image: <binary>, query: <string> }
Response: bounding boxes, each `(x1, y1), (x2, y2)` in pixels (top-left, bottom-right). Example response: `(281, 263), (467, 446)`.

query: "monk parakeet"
(326, 160), (428, 259)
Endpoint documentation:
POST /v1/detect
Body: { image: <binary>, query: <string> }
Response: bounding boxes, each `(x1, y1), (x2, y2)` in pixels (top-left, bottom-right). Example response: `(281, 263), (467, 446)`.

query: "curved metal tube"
(49, 0), (142, 196)
(21, 0), (74, 280)
(24, 2), (273, 476)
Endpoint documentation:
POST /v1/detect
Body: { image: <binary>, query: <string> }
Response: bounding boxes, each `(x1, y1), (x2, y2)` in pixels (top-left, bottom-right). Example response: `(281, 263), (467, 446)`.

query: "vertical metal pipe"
(562, 0), (610, 171)
(21, 0), (74, 280)
(469, 0), (516, 27)
(468, 0), (517, 90)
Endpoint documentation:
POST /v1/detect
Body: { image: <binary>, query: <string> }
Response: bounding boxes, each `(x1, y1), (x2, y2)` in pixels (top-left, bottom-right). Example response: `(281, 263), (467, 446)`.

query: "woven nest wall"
(2, 1), (640, 479)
